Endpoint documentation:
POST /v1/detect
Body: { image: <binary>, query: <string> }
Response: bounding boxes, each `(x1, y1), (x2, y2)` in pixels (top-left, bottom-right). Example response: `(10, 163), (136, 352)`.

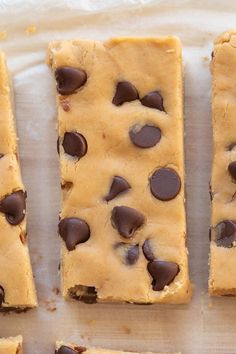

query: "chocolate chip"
(115, 243), (139, 265)
(149, 168), (181, 201)
(211, 220), (236, 247)
(62, 132), (87, 158)
(140, 91), (165, 111)
(0, 191), (26, 225)
(55, 66), (87, 95)
(112, 81), (139, 106)
(228, 161), (236, 181)
(142, 239), (155, 261)
(129, 124), (161, 148)
(104, 176), (131, 202)
(57, 346), (81, 354)
(0, 286), (5, 306)
(126, 244), (139, 265)
(211, 51), (214, 59)
(57, 137), (60, 154)
(147, 260), (179, 291)
(58, 217), (90, 251)
(111, 206), (145, 238)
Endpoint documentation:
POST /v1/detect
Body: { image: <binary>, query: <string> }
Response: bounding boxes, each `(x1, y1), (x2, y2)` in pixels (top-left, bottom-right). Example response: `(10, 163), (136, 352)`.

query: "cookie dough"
(56, 342), (179, 354)
(0, 53), (37, 309)
(209, 30), (236, 295)
(0, 336), (22, 354)
(48, 37), (191, 304)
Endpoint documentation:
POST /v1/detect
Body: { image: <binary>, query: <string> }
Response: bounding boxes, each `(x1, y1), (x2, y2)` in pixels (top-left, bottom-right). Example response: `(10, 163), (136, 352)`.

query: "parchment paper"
(0, 1), (235, 353)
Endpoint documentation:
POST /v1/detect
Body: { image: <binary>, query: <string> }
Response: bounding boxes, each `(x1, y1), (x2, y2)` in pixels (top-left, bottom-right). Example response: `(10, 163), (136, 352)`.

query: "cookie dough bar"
(209, 30), (236, 295)
(56, 342), (179, 354)
(0, 53), (37, 309)
(0, 336), (22, 354)
(48, 37), (191, 304)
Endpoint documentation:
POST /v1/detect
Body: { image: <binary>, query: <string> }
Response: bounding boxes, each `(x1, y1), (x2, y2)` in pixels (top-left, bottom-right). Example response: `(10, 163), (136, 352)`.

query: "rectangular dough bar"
(48, 37), (191, 304)
(0, 53), (37, 308)
(56, 342), (180, 354)
(209, 30), (236, 295)
(0, 336), (22, 354)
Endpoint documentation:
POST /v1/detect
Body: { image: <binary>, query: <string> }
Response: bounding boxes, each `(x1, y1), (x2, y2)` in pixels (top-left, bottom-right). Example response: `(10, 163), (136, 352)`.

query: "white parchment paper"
(0, 1), (236, 353)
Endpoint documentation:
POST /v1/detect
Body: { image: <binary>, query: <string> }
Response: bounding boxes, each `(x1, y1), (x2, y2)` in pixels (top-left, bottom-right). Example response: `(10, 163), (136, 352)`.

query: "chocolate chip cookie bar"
(0, 336), (22, 354)
(0, 53), (37, 309)
(209, 30), (236, 295)
(48, 37), (191, 304)
(56, 342), (179, 354)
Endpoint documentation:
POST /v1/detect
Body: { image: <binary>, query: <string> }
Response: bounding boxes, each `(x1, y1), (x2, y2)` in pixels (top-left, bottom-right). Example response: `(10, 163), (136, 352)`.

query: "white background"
(0, 0), (236, 353)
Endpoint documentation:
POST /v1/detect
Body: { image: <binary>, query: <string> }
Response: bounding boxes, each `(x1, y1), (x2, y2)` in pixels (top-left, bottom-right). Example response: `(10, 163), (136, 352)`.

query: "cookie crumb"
(25, 25), (37, 36)
(52, 287), (60, 295)
(0, 31), (7, 41)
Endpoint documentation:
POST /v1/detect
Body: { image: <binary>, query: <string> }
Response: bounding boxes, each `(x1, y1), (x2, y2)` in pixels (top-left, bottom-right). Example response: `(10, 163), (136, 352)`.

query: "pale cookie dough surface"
(0, 53), (37, 308)
(48, 37), (191, 304)
(0, 336), (22, 354)
(209, 30), (236, 295)
(56, 342), (179, 354)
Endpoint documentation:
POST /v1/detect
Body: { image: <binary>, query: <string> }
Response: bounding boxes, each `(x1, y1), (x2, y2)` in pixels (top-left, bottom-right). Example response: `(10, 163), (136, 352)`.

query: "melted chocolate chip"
(57, 346), (81, 354)
(62, 132), (87, 158)
(58, 217), (90, 251)
(147, 260), (179, 291)
(104, 176), (131, 202)
(140, 91), (165, 111)
(112, 81), (139, 106)
(55, 66), (87, 95)
(111, 206), (145, 238)
(129, 124), (161, 148)
(228, 161), (236, 181)
(0, 286), (4, 306)
(0, 191), (26, 225)
(211, 220), (236, 247)
(149, 168), (181, 201)
(142, 239), (155, 261)
(126, 244), (139, 265)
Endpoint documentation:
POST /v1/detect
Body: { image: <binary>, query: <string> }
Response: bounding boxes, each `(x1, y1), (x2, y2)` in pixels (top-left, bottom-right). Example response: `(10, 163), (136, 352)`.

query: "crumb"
(122, 326), (131, 335)
(25, 25), (37, 36)
(202, 56), (210, 62)
(42, 298), (57, 312)
(0, 31), (7, 41)
(52, 287), (60, 296)
(60, 99), (70, 112)
(87, 319), (96, 326)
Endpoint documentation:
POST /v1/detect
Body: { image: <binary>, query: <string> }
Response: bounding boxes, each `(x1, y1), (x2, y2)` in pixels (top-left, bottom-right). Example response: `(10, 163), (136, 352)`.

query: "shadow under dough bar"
(0, 53), (37, 310)
(209, 30), (236, 295)
(0, 336), (22, 354)
(48, 36), (191, 304)
(56, 342), (180, 354)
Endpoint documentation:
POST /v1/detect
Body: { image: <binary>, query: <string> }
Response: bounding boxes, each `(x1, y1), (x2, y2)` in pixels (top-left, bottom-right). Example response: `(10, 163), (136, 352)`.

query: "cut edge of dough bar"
(0, 335), (22, 354)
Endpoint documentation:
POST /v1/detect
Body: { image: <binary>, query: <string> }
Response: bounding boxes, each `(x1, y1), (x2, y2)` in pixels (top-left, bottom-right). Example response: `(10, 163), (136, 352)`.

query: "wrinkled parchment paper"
(1, 1), (236, 353)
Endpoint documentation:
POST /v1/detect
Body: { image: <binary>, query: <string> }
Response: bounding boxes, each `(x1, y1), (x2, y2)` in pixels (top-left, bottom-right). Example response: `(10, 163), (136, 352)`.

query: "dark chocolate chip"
(126, 244), (139, 265)
(140, 91), (165, 111)
(112, 81), (139, 106)
(0, 191), (26, 225)
(211, 220), (236, 247)
(58, 217), (90, 251)
(129, 124), (161, 148)
(0, 286), (5, 306)
(57, 346), (80, 354)
(149, 167), (181, 201)
(62, 132), (87, 158)
(111, 206), (145, 238)
(55, 66), (87, 95)
(69, 285), (97, 304)
(147, 260), (179, 291)
(104, 176), (131, 202)
(228, 161), (236, 181)
(142, 239), (155, 261)
(211, 51), (214, 59)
